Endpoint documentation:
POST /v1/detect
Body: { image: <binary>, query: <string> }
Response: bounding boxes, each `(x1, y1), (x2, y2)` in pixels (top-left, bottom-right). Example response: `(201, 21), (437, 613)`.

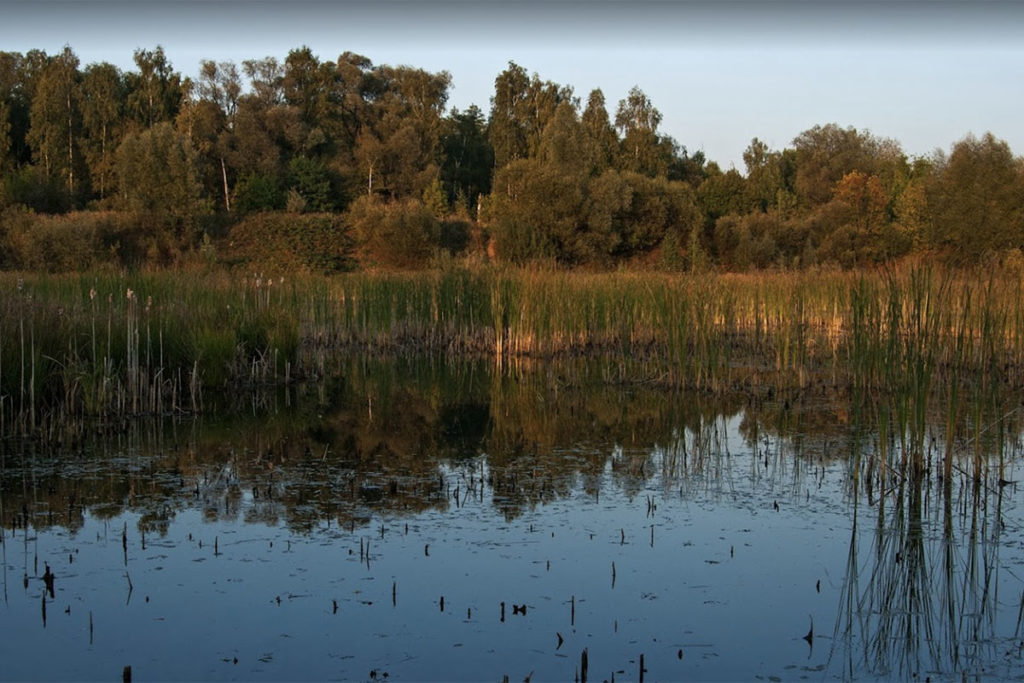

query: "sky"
(2, 0), (1023, 171)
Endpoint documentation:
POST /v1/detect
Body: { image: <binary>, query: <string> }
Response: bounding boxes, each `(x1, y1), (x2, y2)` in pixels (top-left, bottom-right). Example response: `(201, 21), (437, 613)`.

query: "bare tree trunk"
(99, 124), (106, 199)
(67, 89), (74, 195)
(221, 157), (231, 211)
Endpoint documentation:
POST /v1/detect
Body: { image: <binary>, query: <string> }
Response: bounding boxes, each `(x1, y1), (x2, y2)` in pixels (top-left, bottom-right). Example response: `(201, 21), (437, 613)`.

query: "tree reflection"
(1, 354), (1022, 678)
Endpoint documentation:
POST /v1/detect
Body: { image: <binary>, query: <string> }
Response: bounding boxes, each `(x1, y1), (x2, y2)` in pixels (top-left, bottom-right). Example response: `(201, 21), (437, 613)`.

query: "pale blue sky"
(2, 1), (1022, 170)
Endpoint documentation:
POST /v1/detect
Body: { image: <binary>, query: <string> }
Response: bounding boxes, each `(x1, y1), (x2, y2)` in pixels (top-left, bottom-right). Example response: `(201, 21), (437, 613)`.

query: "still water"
(1, 356), (1023, 681)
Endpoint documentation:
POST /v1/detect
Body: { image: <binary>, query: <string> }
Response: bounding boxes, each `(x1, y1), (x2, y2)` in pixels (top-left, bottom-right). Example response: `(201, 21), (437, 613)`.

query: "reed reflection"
(1, 355), (1022, 679)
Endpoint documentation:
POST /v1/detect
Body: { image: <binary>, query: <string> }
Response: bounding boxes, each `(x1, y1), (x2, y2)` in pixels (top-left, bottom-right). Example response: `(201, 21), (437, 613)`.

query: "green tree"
(288, 155), (336, 211)
(79, 61), (124, 201)
(282, 46), (332, 148)
(537, 100), (585, 172)
(440, 105), (493, 212)
(125, 46), (183, 129)
(353, 64), (451, 200)
(742, 137), (796, 215)
(614, 86), (671, 177)
(697, 166), (748, 230)
(0, 50), (47, 169)
(582, 170), (700, 262)
(27, 46), (81, 201)
(487, 158), (584, 263)
(581, 169), (633, 259)
(422, 176), (448, 219)
(581, 89), (618, 175)
(620, 172), (701, 255)
(926, 132), (1024, 257)
(487, 62), (572, 169)
(487, 62), (531, 169)
(116, 121), (205, 224)
(233, 172), (284, 213)
(0, 93), (12, 179)
(791, 124), (899, 207)
(177, 85), (229, 209)
(228, 94), (296, 183)
(192, 59), (242, 210)
(242, 57), (285, 109)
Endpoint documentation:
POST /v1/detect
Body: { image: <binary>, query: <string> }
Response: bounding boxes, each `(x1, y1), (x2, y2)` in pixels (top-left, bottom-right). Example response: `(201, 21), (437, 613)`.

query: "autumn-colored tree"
(791, 124), (898, 207)
(892, 166), (931, 250)
(828, 170), (892, 263)
(833, 171), (888, 235)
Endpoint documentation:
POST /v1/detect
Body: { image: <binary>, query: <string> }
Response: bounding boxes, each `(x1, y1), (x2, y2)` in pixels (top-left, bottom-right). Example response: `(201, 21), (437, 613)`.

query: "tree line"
(1, 45), (1022, 272)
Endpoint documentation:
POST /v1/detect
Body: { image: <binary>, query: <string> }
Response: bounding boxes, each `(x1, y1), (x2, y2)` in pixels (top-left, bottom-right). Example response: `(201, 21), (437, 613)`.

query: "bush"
(439, 218), (471, 254)
(224, 212), (355, 274)
(233, 172), (285, 214)
(3, 166), (72, 213)
(0, 208), (140, 271)
(347, 196), (439, 269)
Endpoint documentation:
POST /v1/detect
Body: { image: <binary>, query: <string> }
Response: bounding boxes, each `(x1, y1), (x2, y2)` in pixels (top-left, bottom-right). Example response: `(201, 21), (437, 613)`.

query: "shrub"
(0, 208), (142, 271)
(347, 196), (439, 269)
(224, 212), (355, 274)
(233, 172), (285, 214)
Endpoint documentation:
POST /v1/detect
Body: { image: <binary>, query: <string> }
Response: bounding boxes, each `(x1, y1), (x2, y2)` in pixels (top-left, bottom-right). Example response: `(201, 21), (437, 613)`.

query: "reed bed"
(1, 265), (1022, 463)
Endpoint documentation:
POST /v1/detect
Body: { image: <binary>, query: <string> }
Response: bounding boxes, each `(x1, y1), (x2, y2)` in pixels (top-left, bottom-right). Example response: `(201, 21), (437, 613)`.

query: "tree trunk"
(67, 88), (74, 195)
(221, 157), (231, 211)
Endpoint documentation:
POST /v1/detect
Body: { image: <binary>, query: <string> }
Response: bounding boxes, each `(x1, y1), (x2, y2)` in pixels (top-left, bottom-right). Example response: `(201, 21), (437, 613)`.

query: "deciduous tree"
(27, 46), (81, 200)
(614, 86), (671, 177)
(440, 105), (493, 212)
(125, 46), (182, 129)
(79, 61), (124, 201)
(581, 89), (618, 175)
(927, 133), (1024, 257)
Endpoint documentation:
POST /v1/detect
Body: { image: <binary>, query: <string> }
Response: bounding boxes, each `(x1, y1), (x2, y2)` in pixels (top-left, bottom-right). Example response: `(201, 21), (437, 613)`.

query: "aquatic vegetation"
(1, 264), (1022, 478)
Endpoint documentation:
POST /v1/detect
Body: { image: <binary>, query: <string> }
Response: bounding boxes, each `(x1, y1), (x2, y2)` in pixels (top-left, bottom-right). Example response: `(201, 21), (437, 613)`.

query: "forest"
(1, 44), (1022, 273)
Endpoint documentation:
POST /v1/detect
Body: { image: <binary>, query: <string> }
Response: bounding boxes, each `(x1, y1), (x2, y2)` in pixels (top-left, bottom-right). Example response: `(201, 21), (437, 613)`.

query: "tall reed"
(2, 264), (1022, 449)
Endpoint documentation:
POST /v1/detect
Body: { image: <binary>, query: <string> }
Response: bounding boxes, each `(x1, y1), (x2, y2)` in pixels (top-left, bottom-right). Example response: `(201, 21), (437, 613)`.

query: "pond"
(1, 356), (1023, 681)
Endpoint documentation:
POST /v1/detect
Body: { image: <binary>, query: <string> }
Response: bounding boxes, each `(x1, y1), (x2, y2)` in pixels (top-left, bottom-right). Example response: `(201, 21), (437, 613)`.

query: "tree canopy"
(1, 44), (1022, 272)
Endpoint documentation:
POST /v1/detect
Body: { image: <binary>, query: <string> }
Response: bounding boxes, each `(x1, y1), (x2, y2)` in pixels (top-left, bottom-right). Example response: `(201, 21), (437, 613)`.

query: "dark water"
(1, 357), (1023, 681)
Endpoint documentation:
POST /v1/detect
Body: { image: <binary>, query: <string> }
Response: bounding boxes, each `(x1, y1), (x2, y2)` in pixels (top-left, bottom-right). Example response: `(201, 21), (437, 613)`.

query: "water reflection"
(1, 355), (1023, 680)
(832, 467), (1018, 680)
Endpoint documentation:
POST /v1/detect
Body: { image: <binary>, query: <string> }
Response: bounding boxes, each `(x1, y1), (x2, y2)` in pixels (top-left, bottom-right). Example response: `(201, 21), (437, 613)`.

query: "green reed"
(2, 264), (1023, 449)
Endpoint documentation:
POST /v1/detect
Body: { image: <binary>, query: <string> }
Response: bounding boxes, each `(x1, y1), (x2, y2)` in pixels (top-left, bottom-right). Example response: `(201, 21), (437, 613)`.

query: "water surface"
(1, 356), (1022, 681)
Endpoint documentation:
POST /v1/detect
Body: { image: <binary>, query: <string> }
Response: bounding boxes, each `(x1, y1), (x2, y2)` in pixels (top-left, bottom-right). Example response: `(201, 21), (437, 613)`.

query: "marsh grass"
(1, 264), (1023, 469)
